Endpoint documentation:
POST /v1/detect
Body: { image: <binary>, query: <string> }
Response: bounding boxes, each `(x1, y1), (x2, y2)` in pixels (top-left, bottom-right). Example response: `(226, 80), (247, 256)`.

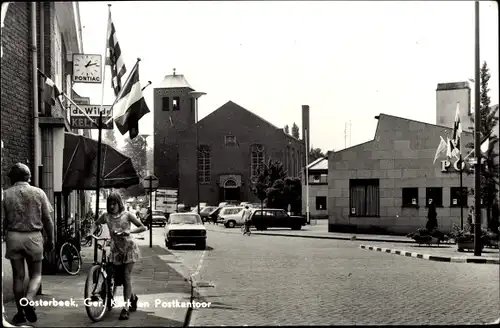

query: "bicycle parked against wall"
(57, 221), (82, 275)
(80, 214), (103, 247)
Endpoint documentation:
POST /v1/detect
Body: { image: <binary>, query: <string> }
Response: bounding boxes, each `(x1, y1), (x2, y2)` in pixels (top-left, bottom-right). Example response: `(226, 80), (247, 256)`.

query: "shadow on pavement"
(171, 245), (214, 251)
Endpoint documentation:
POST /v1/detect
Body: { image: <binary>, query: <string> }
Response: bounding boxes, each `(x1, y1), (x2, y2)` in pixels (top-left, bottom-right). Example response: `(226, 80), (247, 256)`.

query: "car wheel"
(227, 220), (236, 228)
(197, 241), (206, 250)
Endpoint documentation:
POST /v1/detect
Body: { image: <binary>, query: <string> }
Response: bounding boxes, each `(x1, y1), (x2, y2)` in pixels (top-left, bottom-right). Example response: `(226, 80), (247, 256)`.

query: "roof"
(156, 72), (193, 89)
(436, 82), (470, 91)
(307, 157), (328, 170)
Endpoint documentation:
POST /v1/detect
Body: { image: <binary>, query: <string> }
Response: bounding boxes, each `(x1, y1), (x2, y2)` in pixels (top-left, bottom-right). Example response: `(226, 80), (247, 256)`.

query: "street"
(145, 224), (499, 326)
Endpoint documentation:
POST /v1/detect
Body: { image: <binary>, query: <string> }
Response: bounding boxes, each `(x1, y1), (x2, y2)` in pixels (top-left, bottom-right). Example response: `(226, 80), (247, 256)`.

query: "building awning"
(62, 132), (140, 190)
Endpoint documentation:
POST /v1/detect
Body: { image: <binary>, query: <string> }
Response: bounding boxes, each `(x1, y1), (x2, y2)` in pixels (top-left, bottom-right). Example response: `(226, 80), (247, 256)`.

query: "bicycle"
(57, 223), (82, 275)
(80, 219), (103, 247)
(84, 234), (116, 322)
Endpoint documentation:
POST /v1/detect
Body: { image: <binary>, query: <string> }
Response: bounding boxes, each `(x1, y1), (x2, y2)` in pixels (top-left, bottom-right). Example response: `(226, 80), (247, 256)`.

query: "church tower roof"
(156, 68), (194, 89)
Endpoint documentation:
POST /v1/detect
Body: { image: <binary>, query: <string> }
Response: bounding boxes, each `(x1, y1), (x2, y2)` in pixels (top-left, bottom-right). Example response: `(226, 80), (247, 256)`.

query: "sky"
(75, 1), (499, 153)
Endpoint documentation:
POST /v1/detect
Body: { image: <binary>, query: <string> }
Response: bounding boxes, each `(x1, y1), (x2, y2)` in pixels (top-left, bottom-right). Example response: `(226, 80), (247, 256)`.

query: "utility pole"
(473, 0), (482, 256)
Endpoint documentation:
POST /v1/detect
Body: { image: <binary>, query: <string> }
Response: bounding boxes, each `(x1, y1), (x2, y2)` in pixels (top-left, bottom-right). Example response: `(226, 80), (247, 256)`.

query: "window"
(197, 145), (211, 184)
(172, 97), (180, 111)
(250, 144), (265, 177)
(426, 188), (443, 207)
(316, 196), (327, 210)
(162, 97), (170, 111)
(402, 188), (419, 207)
(349, 179), (380, 217)
(225, 135), (237, 146)
(309, 174), (327, 184)
(450, 187), (468, 207)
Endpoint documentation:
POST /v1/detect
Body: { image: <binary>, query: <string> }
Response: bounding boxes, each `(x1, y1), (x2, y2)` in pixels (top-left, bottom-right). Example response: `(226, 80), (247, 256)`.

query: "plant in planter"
(406, 228), (449, 245)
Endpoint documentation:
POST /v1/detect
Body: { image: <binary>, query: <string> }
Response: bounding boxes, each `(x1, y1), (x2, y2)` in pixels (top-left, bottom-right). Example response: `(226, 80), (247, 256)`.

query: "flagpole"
(94, 4), (111, 264)
(104, 58), (141, 125)
(459, 153), (464, 229)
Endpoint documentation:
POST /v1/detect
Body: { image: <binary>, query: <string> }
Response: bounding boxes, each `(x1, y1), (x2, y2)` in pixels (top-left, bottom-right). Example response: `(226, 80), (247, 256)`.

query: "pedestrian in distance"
(93, 192), (147, 320)
(426, 198), (438, 232)
(2, 163), (55, 325)
(242, 206), (252, 235)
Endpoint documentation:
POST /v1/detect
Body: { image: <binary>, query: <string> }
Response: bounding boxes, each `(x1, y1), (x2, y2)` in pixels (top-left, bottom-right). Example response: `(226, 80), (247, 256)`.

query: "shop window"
(316, 196), (327, 210)
(349, 179), (380, 217)
(450, 187), (468, 207)
(402, 188), (419, 207)
(162, 97), (170, 111)
(426, 187), (443, 207)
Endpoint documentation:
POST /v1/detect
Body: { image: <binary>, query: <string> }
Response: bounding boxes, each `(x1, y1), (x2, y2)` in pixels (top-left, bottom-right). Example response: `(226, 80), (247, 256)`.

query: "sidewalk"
(2, 244), (192, 327)
(359, 242), (499, 265)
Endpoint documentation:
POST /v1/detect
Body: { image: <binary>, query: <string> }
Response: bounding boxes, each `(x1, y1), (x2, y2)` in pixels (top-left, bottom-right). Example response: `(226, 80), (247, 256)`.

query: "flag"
(106, 10), (126, 96)
(451, 102), (462, 155)
(480, 137), (490, 153)
(38, 69), (62, 106)
(433, 136), (447, 164)
(111, 62), (150, 139)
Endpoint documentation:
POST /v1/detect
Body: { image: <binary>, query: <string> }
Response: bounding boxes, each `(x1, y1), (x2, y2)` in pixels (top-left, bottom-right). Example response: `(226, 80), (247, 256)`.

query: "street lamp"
(189, 91), (206, 217)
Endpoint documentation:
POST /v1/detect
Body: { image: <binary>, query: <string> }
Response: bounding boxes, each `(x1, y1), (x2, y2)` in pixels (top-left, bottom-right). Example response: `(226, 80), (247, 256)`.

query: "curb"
(360, 245), (500, 265)
(250, 231), (419, 244)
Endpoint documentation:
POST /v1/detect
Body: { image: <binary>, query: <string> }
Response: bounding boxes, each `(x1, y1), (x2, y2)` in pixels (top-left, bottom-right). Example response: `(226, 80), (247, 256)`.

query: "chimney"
(302, 105), (310, 147)
(436, 82), (472, 131)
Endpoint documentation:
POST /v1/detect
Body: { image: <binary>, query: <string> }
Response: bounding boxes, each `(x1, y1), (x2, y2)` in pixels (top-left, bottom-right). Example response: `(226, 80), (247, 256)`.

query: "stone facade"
(327, 114), (490, 235)
(302, 157), (328, 219)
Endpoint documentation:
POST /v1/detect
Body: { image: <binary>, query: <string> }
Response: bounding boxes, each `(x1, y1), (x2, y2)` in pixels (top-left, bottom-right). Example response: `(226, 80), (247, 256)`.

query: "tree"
(146, 146), (154, 174)
(104, 127), (118, 149)
(250, 164), (270, 212)
(309, 146), (325, 162)
(291, 123), (300, 139)
(121, 136), (148, 198)
(466, 61), (500, 231)
(284, 125), (290, 134)
(284, 177), (302, 215)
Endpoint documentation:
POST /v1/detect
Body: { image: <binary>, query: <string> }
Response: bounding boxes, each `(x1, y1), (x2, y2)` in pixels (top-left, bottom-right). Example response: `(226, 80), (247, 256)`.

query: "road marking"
(191, 250), (207, 280)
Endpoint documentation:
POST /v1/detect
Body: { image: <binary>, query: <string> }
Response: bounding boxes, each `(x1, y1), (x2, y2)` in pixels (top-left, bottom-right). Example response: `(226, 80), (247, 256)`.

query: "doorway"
(222, 178), (240, 202)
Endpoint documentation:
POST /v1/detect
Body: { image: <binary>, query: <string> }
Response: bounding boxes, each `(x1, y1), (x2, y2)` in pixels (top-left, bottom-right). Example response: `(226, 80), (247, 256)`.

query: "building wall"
(177, 102), (305, 207)
(327, 115), (487, 235)
(302, 183), (328, 218)
(1, 2), (34, 185)
(436, 82), (473, 132)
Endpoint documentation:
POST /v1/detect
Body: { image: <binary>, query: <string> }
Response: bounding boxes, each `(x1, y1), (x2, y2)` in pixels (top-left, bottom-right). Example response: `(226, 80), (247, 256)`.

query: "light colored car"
(220, 207), (245, 228)
(164, 213), (207, 249)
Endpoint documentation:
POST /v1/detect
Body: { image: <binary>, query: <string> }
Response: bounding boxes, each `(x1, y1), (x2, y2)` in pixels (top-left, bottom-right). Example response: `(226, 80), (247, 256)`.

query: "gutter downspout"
(31, 2), (40, 187)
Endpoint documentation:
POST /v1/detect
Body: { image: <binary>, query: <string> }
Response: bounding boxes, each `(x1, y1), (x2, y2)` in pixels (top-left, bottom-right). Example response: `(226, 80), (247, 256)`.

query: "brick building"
(154, 71), (308, 207)
(1, 2), (89, 244)
(327, 82), (498, 235)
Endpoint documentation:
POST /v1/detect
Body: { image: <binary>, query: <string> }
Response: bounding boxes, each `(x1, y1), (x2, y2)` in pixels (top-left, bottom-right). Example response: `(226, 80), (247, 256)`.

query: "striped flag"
(38, 69), (62, 106)
(433, 136), (447, 164)
(451, 102), (462, 156)
(106, 10), (126, 96)
(111, 62), (150, 139)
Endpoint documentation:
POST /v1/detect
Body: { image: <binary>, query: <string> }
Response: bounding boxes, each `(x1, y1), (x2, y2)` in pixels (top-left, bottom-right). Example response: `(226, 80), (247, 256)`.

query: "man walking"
(2, 163), (55, 324)
(242, 206), (252, 235)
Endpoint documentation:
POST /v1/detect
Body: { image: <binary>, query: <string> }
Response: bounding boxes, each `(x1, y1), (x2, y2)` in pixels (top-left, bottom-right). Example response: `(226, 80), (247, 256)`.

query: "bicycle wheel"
(59, 242), (82, 275)
(84, 265), (109, 322)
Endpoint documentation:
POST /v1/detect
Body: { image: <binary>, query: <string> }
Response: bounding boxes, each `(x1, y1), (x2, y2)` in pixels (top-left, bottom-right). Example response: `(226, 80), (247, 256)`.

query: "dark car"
(199, 206), (217, 222)
(143, 210), (168, 227)
(250, 208), (306, 231)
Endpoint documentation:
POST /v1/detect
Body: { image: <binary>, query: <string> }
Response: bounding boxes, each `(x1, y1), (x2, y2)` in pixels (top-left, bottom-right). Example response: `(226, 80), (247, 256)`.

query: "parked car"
(144, 210), (168, 227)
(199, 206), (217, 222)
(164, 213), (207, 249)
(191, 203), (208, 214)
(208, 204), (236, 223)
(250, 208), (306, 230)
(220, 207), (245, 228)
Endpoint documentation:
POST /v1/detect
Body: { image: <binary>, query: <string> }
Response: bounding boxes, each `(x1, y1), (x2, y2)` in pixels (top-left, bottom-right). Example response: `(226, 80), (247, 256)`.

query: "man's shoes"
(22, 304), (37, 323)
(11, 312), (26, 324)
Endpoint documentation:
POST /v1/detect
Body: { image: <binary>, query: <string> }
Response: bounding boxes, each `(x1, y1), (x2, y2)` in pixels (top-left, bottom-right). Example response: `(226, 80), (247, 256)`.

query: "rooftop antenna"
(173, 68), (176, 76)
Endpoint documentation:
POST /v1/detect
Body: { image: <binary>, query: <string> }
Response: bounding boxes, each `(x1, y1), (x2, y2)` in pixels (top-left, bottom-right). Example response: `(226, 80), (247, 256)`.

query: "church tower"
(154, 69), (195, 189)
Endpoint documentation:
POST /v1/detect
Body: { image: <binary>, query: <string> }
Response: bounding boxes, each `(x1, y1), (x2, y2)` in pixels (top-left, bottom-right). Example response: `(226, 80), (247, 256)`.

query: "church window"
(250, 144), (265, 178)
(173, 97), (180, 111)
(198, 145), (211, 184)
(162, 97), (170, 111)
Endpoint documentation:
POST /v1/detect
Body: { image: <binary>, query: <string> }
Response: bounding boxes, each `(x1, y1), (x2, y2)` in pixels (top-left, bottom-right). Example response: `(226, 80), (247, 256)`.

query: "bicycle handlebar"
(91, 234), (111, 241)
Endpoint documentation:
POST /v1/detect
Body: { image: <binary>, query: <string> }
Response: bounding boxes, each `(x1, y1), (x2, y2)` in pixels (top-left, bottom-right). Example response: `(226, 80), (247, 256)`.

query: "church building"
(153, 70), (308, 207)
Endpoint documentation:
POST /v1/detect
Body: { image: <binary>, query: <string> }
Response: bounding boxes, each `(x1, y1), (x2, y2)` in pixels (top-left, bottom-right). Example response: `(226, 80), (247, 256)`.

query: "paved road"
(147, 225), (499, 326)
